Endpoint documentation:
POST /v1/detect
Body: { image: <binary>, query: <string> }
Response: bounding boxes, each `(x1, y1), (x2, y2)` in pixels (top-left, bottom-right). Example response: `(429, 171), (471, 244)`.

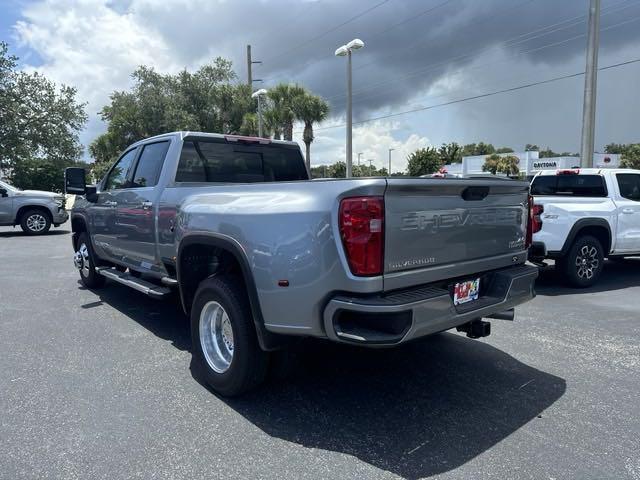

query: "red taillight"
(526, 195), (543, 248)
(557, 169), (580, 175)
(339, 196), (384, 276)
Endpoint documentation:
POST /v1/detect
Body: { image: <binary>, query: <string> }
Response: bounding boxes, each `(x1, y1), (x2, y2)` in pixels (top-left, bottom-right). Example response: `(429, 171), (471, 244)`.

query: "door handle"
(622, 208), (634, 214)
(141, 201), (153, 210)
(103, 201), (117, 207)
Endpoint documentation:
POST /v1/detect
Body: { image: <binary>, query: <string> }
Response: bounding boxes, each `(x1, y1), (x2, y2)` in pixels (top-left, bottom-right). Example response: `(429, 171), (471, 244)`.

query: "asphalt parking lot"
(1, 226), (639, 480)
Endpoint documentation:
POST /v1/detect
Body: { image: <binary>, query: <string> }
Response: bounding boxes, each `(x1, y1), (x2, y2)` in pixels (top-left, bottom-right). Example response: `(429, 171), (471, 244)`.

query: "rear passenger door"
(614, 173), (640, 252)
(112, 140), (170, 272)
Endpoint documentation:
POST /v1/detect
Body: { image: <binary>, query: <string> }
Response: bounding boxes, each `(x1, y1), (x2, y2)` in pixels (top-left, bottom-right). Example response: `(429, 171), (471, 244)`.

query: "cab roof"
(130, 131), (299, 148)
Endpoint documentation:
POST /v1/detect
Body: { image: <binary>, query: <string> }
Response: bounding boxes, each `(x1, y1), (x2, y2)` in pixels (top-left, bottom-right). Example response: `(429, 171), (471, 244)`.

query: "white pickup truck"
(530, 168), (640, 287)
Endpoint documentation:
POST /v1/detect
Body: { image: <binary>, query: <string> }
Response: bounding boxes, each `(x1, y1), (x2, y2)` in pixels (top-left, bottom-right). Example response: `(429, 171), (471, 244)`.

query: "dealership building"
(442, 151), (621, 177)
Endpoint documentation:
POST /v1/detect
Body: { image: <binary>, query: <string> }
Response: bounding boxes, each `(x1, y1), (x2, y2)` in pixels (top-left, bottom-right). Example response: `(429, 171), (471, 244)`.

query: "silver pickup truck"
(0, 179), (69, 235)
(66, 131), (537, 396)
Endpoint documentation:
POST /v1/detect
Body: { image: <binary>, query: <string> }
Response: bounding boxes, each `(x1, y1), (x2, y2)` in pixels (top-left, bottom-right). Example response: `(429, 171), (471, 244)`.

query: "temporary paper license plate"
(453, 278), (480, 306)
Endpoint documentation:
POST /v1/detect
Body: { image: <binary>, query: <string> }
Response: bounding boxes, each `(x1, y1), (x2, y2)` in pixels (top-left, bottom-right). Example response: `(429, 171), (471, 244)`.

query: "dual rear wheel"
(190, 276), (269, 396)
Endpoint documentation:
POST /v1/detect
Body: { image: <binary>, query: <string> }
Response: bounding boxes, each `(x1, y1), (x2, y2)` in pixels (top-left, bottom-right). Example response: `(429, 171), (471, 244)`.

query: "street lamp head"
(251, 88), (268, 98)
(347, 38), (365, 50)
(334, 45), (349, 57)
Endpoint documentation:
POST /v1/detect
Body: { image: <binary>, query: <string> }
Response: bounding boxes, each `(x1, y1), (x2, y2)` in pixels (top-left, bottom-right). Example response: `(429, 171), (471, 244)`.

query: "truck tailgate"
(384, 178), (530, 291)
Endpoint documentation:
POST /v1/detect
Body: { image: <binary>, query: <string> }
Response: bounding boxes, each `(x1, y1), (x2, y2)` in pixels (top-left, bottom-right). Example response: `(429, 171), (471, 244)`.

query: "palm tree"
(293, 93), (329, 170)
(263, 107), (282, 140)
(267, 83), (305, 141)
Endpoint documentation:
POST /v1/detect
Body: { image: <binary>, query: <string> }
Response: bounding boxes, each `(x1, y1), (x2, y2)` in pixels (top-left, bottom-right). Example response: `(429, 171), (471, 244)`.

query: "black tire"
(561, 235), (604, 288)
(20, 209), (51, 235)
(76, 232), (106, 289)
(190, 276), (268, 396)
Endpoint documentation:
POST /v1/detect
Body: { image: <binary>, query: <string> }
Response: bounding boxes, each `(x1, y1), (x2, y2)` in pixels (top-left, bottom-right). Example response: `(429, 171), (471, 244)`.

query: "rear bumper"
(323, 264), (538, 346)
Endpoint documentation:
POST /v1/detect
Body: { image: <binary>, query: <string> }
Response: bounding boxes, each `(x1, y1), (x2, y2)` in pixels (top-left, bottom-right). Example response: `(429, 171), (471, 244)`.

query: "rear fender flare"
(177, 233), (285, 351)
(559, 218), (612, 255)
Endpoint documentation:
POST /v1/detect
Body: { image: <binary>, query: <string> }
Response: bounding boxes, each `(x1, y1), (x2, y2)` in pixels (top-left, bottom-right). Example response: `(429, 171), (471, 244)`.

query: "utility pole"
(368, 158), (373, 176)
(580, 0), (601, 168)
(247, 45), (252, 86)
(246, 45), (263, 87)
(388, 148), (394, 175)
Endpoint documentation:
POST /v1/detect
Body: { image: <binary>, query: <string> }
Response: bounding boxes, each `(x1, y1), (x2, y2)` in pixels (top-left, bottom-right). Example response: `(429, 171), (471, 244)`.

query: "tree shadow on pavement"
(85, 281), (565, 479)
(79, 280), (191, 351)
(535, 257), (640, 296)
(214, 335), (565, 479)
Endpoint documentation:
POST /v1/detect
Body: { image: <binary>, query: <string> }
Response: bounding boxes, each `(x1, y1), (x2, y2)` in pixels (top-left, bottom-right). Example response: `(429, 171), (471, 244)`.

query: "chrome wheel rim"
(199, 301), (234, 374)
(76, 243), (91, 278)
(26, 213), (47, 232)
(576, 245), (599, 280)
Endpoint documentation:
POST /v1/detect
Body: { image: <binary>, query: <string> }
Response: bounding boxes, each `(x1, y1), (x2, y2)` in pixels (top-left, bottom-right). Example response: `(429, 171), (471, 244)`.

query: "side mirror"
(0, 187), (7, 198)
(65, 167), (87, 194)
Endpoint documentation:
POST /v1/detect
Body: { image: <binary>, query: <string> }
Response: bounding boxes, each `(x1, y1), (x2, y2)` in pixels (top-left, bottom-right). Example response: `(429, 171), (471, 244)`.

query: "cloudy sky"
(2, 0), (640, 172)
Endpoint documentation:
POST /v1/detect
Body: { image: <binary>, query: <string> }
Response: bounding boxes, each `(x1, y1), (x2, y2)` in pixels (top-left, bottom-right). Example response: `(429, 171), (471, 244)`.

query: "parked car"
(0, 179), (68, 235)
(530, 168), (640, 287)
(66, 131), (538, 396)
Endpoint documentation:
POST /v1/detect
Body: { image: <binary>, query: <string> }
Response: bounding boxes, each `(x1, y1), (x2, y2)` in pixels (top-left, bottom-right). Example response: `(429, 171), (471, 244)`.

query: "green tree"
(407, 147), (442, 176)
(293, 92), (329, 170)
(328, 161), (346, 178)
(620, 144), (640, 169)
(525, 144), (539, 152)
(89, 59), (252, 180)
(0, 42), (87, 186)
(482, 153), (520, 175)
(10, 158), (89, 192)
(495, 146), (514, 153)
(266, 83), (306, 141)
(239, 113), (258, 136)
(438, 142), (462, 164)
(461, 142), (495, 157)
(605, 143), (627, 154)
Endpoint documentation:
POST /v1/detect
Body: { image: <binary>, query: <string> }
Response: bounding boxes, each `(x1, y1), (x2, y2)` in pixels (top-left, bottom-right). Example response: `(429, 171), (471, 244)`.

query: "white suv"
(530, 168), (640, 287)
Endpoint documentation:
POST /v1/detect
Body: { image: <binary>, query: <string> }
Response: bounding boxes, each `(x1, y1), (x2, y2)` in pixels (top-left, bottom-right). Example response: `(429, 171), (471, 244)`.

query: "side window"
(530, 176), (556, 195)
(104, 149), (137, 190)
(616, 174), (640, 201)
(132, 141), (170, 187)
(175, 141), (206, 182)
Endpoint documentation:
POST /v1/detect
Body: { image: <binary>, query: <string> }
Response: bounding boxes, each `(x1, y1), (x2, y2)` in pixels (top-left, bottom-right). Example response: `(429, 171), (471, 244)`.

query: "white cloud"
(293, 119), (430, 173)
(13, 0), (185, 155)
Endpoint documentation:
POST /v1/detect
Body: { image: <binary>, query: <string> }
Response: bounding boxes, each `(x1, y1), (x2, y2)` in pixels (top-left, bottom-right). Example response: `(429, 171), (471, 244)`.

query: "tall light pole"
(368, 158), (374, 176)
(357, 152), (363, 166)
(580, 0), (601, 168)
(388, 148), (394, 175)
(251, 89), (268, 138)
(335, 39), (365, 178)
